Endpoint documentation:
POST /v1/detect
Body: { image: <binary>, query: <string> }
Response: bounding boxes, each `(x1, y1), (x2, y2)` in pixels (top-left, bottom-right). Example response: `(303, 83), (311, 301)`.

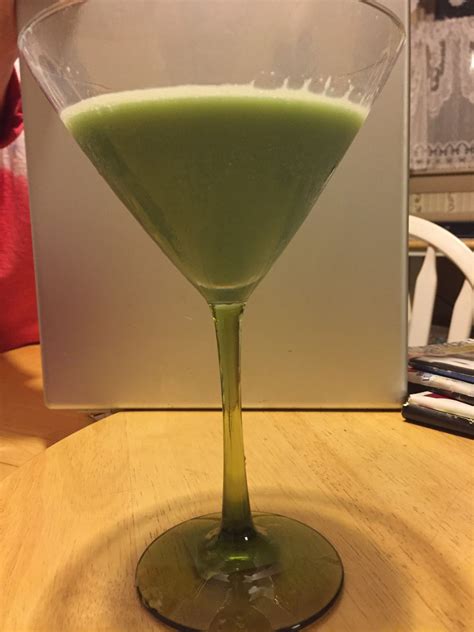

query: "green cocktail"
(61, 85), (365, 629)
(20, 0), (404, 628)
(62, 86), (364, 303)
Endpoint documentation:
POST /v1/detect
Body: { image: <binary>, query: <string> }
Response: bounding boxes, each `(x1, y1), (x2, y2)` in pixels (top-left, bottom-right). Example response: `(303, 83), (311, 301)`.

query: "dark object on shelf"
(435, 0), (474, 19)
(438, 222), (474, 239)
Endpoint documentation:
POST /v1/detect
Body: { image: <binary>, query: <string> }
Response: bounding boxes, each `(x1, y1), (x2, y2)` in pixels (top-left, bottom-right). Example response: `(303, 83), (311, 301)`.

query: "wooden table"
(409, 237), (474, 252)
(0, 345), (90, 480)
(409, 238), (474, 252)
(0, 410), (472, 631)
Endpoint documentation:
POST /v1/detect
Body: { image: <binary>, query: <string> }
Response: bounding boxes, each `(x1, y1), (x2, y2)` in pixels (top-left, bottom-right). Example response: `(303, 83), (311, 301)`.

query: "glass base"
(136, 512), (343, 631)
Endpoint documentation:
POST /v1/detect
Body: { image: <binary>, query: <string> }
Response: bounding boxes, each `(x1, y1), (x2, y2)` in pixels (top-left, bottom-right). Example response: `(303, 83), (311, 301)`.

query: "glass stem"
(211, 302), (255, 537)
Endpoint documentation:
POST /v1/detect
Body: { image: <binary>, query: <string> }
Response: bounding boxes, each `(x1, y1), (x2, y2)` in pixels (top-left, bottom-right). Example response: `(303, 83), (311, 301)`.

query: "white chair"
(408, 215), (474, 346)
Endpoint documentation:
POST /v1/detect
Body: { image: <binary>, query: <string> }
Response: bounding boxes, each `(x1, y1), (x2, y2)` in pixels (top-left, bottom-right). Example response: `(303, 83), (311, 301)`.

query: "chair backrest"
(408, 215), (474, 346)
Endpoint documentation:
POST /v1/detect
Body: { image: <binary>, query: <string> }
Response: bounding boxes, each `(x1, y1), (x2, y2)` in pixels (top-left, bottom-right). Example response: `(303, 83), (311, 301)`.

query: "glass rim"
(19, 0), (405, 55)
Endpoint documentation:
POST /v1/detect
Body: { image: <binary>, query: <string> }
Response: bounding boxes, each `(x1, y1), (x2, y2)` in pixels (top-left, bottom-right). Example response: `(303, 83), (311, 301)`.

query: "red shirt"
(0, 71), (39, 351)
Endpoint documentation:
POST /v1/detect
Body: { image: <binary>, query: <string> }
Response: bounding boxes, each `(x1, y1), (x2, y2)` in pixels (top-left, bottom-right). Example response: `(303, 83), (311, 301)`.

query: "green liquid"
(63, 86), (362, 630)
(62, 86), (364, 303)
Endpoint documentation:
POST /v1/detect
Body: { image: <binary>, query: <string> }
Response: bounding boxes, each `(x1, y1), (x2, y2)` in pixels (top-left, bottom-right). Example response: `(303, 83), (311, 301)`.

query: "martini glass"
(20, 1), (404, 630)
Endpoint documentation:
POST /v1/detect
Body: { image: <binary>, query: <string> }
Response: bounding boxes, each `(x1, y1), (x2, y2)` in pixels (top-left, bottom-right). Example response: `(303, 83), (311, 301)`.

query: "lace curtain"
(410, 15), (474, 173)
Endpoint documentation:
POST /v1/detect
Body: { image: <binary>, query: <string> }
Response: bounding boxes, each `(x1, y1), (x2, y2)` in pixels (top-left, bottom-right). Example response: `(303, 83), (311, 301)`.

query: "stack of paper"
(403, 339), (474, 437)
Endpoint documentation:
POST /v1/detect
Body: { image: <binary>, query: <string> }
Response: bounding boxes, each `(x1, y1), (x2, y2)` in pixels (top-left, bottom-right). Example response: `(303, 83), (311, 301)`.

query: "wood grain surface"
(0, 345), (90, 480)
(0, 410), (472, 632)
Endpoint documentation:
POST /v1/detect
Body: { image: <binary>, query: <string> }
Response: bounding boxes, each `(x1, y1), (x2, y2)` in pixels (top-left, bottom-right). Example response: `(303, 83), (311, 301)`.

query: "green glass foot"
(136, 512), (343, 631)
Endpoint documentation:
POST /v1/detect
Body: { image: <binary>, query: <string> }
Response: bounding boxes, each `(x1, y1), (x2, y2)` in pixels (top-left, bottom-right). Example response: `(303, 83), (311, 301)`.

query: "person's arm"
(0, 1), (17, 116)
(0, 1), (23, 149)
